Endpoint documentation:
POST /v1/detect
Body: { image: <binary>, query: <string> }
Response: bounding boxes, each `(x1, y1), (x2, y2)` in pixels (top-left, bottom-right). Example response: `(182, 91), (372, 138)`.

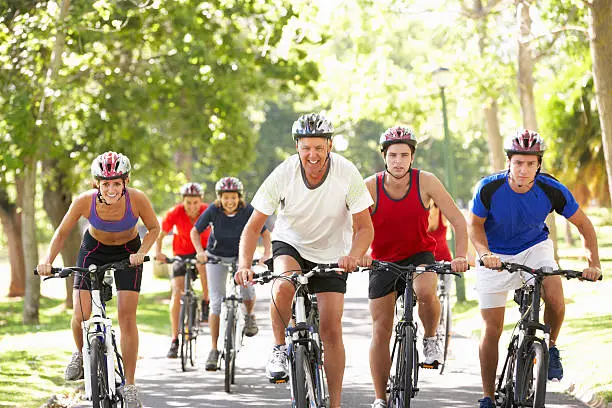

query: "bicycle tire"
(189, 297), (199, 367)
(516, 341), (548, 408)
(224, 306), (235, 393)
(294, 344), (317, 408)
(90, 337), (111, 408)
(438, 277), (452, 374)
(179, 298), (189, 372)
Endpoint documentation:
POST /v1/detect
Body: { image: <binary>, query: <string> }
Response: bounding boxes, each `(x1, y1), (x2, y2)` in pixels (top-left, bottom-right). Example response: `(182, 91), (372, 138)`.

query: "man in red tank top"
(364, 126), (469, 408)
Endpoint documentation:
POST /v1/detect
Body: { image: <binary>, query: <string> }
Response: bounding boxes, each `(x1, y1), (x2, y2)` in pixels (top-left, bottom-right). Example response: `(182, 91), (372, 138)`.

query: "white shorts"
(475, 239), (558, 309)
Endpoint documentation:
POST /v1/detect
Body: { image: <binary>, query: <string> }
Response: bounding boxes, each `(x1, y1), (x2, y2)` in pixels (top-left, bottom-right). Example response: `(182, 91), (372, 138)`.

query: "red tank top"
(370, 169), (437, 262)
(430, 211), (452, 261)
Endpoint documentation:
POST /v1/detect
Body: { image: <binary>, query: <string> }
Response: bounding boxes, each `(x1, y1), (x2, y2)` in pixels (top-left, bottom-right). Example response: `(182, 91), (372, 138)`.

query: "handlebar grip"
(144, 255), (150, 262)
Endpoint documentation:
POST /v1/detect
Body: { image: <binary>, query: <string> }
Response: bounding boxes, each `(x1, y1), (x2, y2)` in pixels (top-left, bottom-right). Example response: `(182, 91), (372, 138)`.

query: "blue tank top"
(88, 190), (139, 232)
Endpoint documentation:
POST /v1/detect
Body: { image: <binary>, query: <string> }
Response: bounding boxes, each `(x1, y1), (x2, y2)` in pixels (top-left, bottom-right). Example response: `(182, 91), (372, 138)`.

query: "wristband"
(479, 252), (492, 261)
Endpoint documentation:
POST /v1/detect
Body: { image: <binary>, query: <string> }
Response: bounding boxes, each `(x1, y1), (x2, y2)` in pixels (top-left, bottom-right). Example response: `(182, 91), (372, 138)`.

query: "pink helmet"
(91, 151), (131, 180)
(215, 177), (243, 196)
(504, 129), (546, 156)
(379, 126), (417, 152)
(180, 182), (204, 197)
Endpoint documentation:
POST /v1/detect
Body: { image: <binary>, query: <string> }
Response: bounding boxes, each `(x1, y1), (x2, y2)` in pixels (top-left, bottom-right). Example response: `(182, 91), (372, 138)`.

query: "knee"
(417, 290), (437, 304)
(319, 325), (343, 347)
(371, 320), (393, 344)
(118, 314), (137, 331)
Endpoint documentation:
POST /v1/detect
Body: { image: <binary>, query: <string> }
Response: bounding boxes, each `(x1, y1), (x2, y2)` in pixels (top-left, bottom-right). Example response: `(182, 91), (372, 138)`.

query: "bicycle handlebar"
(163, 256), (199, 265)
(369, 260), (463, 277)
(34, 256), (150, 279)
(501, 262), (602, 281)
(252, 263), (359, 285)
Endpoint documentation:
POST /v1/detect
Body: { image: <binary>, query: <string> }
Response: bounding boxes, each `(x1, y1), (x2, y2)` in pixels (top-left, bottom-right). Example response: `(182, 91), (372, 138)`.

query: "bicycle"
(253, 264), (346, 408)
(494, 262), (601, 408)
(35, 257), (149, 408)
(368, 260), (461, 408)
(207, 255), (261, 393)
(163, 256), (201, 372)
(436, 272), (453, 374)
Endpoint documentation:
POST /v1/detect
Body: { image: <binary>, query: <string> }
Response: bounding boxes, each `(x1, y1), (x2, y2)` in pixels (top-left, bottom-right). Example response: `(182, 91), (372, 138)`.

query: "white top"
(251, 152), (373, 263)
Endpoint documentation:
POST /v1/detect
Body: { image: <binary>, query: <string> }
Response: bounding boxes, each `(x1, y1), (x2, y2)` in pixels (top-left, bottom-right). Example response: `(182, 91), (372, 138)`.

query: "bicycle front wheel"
(179, 298), (190, 372)
(438, 277), (452, 374)
(224, 306), (236, 393)
(294, 344), (318, 408)
(516, 341), (548, 408)
(90, 337), (111, 408)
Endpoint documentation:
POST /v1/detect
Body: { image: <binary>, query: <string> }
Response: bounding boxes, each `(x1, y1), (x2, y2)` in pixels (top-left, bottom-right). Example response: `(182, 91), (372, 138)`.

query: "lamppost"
(432, 67), (465, 302)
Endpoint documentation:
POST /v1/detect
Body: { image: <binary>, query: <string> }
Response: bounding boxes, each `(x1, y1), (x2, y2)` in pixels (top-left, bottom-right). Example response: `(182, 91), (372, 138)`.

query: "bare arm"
(567, 208), (602, 280)
(155, 228), (169, 262)
(338, 208), (374, 271)
(467, 211), (500, 269)
(38, 193), (90, 274)
(190, 226), (205, 254)
(236, 209), (268, 284)
(260, 228), (272, 260)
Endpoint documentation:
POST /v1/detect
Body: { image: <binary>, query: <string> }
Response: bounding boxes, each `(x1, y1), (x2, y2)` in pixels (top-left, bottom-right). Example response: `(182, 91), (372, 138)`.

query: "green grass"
(0, 349), (74, 408)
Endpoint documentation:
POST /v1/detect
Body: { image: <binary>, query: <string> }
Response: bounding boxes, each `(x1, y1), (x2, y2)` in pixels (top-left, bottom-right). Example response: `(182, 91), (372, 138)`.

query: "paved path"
(130, 272), (587, 408)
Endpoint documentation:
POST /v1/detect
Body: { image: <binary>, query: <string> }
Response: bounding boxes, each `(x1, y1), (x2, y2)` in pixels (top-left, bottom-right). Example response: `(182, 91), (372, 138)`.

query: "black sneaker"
(167, 339), (179, 359)
(548, 345), (564, 380)
(205, 349), (219, 371)
(201, 300), (209, 323)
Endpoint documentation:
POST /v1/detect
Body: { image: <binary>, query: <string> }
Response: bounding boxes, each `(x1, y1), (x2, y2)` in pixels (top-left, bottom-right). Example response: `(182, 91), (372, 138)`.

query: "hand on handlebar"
(36, 263), (53, 276)
(338, 255), (364, 272)
(129, 252), (147, 266)
(480, 253), (502, 270)
(582, 266), (602, 281)
(235, 266), (254, 287)
(196, 251), (208, 264)
(451, 256), (469, 273)
(155, 253), (168, 263)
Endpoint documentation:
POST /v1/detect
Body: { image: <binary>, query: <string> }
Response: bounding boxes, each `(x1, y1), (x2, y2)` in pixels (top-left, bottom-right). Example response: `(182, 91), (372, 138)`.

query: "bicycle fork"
(82, 316), (116, 400)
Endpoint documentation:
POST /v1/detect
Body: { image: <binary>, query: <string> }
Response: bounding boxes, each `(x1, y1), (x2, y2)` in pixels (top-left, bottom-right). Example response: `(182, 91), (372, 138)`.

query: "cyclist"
(364, 126), (468, 408)
(468, 130), (602, 408)
(235, 113), (374, 408)
(191, 176), (272, 371)
(155, 182), (211, 359)
(36, 151), (160, 408)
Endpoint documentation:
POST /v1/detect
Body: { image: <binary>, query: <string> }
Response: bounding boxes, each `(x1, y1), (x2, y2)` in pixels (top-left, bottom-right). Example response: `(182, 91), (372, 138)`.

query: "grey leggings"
(206, 254), (255, 315)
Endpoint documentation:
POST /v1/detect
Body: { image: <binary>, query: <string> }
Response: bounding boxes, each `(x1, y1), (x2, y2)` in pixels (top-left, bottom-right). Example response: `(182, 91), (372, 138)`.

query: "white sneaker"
(265, 344), (288, 382)
(423, 336), (443, 364)
(372, 398), (388, 408)
(123, 385), (142, 408)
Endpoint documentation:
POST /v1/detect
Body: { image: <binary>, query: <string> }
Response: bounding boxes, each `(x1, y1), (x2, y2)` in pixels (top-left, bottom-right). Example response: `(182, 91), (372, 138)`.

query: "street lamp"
(432, 67), (465, 301)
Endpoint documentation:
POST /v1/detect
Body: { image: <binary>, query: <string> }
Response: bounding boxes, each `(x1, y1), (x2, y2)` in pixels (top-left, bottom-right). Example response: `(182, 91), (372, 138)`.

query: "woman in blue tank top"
(36, 151), (160, 407)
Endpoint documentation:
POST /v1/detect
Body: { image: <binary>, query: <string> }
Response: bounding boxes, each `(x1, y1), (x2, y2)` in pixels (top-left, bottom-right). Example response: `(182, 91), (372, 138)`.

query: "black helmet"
(291, 113), (334, 140)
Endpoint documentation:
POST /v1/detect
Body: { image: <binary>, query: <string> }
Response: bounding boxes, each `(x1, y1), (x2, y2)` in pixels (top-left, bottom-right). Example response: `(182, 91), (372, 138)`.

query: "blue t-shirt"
(470, 172), (579, 255)
(194, 203), (265, 257)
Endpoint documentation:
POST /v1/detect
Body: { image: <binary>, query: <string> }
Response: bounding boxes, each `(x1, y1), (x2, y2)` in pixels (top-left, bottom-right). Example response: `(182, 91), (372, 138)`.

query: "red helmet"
(180, 182), (204, 197)
(504, 129), (546, 156)
(215, 177), (243, 196)
(91, 151), (131, 180)
(379, 126), (417, 152)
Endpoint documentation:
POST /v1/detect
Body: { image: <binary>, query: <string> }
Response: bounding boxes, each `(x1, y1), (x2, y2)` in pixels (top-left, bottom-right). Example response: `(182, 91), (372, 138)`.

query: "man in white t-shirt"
(235, 113), (374, 408)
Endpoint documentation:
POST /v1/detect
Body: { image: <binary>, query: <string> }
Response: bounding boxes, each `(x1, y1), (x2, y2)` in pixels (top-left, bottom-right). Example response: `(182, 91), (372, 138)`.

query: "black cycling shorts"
(272, 241), (348, 294)
(368, 251), (435, 300)
(171, 253), (200, 279)
(75, 230), (143, 292)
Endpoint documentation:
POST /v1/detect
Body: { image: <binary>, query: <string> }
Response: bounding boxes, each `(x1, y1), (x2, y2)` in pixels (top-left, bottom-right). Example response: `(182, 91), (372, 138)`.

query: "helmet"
(91, 151), (131, 180)
(291, 113), (334, 140)
(379, 126), (417, 152)
(215, 177), (243, 196)
(180, 182), (204, 197)
(504, 129), (546, 156)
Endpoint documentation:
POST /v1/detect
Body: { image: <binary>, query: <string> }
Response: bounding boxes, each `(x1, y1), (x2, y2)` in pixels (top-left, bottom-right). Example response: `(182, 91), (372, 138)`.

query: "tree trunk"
(484, 98), (505, 171)
(516, 0), (560, 263)
(22, 157), (40, 324)
(0, 185), (25, 297)
(42, 159), (78, 308)
(589, 0), (612, 204)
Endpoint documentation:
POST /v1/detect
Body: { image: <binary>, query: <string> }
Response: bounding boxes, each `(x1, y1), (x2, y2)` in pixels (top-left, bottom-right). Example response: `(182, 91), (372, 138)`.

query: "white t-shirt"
(251, 152), (373, 263)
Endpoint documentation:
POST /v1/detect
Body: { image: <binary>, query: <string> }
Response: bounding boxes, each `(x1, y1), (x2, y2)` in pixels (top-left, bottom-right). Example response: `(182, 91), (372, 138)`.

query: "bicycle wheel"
(90, 337), (111, 408)
(189, 297), (199, 367)
(179, 297), (190, 372)
(294, 344), (317, 408)
(224, 306), (236, 393)
(438, 277), (452, 374)
(405, 325), (419, 403)
(516, 341), (548, 408)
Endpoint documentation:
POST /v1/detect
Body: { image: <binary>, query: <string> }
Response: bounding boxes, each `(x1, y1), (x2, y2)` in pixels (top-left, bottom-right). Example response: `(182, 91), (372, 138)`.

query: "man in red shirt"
(155, 182), (211, 358)
(364, 127), (469, 408)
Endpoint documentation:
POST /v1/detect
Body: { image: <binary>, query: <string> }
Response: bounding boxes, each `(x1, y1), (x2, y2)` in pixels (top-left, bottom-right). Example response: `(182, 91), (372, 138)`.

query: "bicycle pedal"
(269, 377), (289, 384)
(420, 361), (440, 369)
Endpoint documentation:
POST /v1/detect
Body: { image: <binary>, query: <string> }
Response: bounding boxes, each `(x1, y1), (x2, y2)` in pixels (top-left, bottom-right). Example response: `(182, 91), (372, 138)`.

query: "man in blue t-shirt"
(468, 130), (602, 408)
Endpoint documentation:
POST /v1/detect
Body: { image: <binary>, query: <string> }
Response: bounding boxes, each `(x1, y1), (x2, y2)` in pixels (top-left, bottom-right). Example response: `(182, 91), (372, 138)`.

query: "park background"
(1, 0), (611, 406)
